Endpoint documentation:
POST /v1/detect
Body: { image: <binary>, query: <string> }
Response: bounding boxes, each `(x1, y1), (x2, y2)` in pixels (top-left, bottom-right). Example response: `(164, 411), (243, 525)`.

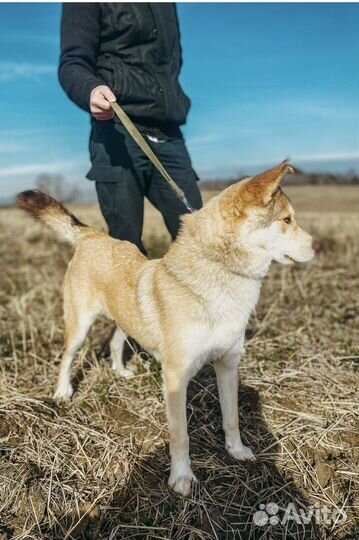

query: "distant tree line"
(30, 168), (358, 204)
(35, 174), (81, 202)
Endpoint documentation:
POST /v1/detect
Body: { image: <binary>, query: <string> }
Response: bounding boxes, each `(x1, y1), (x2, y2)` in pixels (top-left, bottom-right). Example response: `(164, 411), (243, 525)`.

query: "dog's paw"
(112, 355), (138, 379)
(112, 366), (136, 380)
(168, 469), (197, 497)
(53, 382), (73, 402)
(227, 443), (256, 462)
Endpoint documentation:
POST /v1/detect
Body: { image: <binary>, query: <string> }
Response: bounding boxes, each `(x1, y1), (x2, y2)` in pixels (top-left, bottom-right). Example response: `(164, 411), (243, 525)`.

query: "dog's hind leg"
(214, 346), (256, 462)
(110, 327), (137, 379)
(53, 297), (98, 401)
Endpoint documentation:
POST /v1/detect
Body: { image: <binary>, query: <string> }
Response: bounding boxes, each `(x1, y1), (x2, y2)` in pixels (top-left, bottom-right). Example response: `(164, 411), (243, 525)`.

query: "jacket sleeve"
(58, 3), (103, 112)
(174, 5), (183, 69)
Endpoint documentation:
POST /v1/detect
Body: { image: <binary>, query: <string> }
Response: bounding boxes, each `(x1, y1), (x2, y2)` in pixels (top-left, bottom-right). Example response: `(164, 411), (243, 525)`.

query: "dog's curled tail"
(17, 189), (90, 244)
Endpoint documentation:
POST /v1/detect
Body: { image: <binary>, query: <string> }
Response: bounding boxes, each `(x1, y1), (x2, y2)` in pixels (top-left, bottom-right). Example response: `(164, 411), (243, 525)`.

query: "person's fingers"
(90, 85), (116, 119)
(91, 95), (112, 110)
(90, 85), (116, 111)
(101, 86), (116, 103)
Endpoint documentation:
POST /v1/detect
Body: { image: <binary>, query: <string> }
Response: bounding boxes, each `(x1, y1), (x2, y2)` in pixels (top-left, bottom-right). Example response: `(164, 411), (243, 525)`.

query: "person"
(58, 3), (202, 254)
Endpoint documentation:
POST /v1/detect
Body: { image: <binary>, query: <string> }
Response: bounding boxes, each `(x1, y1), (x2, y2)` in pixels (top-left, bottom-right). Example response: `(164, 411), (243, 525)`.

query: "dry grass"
(0, 186), (358, 540)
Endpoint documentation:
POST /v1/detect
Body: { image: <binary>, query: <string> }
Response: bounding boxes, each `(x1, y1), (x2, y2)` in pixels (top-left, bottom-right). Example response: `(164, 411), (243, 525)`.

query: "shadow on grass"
(47, 365), (324, 540)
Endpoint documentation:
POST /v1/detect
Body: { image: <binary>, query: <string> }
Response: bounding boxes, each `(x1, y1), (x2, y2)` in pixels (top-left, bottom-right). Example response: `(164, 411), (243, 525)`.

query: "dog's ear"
(244, 160), (294, 205)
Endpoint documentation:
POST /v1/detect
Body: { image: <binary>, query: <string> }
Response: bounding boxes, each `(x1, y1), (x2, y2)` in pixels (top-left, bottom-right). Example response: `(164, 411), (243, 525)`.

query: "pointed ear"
(244, 160), (294, 205)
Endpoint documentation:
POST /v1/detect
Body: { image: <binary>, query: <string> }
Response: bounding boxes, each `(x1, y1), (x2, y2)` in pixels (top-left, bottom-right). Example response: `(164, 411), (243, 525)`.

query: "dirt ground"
(0, 185), (358, 540)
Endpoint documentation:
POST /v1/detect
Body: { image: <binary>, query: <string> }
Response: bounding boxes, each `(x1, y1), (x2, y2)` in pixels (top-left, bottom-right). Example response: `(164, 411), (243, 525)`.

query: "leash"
(110, 101), (194, 213)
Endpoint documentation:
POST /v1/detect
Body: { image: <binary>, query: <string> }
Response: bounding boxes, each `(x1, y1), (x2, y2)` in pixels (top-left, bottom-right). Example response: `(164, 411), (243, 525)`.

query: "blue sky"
(0, 2), (358, 200)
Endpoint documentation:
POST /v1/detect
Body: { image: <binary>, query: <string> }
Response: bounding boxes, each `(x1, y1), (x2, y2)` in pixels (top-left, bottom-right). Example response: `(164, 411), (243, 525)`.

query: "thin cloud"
(0, 62), (56, 82)
(264, 99), (356, 121)
(208, 98), (357, 128)
(187, 127), (264, 148)
(0, 142), (25, 153)
(0, 33), (59, 45)
(187, 134), (223, 146)
(0, 160), (86, 178)
(294, 151), (359, 162)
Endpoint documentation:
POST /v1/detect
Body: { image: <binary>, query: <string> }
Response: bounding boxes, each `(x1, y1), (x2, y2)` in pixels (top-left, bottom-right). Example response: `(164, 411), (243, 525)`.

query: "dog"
(17, 160), (314, 496)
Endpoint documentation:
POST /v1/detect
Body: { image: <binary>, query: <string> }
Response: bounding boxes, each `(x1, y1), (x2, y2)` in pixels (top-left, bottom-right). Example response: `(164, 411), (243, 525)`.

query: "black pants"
(87, 121), (202, 254)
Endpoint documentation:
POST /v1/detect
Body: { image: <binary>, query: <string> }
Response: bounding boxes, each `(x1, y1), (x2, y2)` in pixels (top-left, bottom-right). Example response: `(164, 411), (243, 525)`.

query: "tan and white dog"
(18, 161), (314, 496)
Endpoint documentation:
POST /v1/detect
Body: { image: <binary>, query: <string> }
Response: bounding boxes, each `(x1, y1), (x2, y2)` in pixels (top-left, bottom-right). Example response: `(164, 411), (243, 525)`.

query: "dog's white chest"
(182, 279), (260, 370)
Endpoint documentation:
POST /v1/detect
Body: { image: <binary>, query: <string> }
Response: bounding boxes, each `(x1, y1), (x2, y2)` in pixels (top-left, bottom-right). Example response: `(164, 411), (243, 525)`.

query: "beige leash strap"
(110, 101), (194, 213)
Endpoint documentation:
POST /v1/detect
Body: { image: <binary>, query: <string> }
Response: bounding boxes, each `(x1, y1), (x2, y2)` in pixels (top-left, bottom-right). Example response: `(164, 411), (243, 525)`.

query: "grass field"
(0, 185), (358, 540)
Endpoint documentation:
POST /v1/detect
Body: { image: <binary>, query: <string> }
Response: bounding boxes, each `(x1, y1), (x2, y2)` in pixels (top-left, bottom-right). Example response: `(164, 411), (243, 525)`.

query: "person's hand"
(90, 85), (116, 120)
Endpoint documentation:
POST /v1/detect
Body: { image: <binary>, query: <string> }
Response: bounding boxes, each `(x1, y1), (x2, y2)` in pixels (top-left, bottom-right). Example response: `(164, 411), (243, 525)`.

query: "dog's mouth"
(273, 253), (296, 265)
(282, 255), (296, 265)
(282, 249), (315, 264)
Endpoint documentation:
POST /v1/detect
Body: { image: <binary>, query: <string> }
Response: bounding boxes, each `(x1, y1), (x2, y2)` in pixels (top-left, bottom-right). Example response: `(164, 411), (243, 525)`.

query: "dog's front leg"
(163, 365), (197, 496)
(214, 350), (256, 461)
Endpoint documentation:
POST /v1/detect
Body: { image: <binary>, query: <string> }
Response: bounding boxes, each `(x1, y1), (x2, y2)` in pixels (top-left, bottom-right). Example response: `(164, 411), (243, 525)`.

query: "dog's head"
(184, 161), (314, 275)
(219, 160), (315, 266)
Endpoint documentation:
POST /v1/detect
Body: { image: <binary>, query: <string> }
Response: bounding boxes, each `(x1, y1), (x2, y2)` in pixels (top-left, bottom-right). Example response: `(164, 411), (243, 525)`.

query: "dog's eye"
(283, 216), (292, 224)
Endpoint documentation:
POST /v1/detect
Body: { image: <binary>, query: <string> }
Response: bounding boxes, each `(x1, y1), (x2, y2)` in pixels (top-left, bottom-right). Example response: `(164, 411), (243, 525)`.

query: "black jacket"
(58, 3), (191, 126)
